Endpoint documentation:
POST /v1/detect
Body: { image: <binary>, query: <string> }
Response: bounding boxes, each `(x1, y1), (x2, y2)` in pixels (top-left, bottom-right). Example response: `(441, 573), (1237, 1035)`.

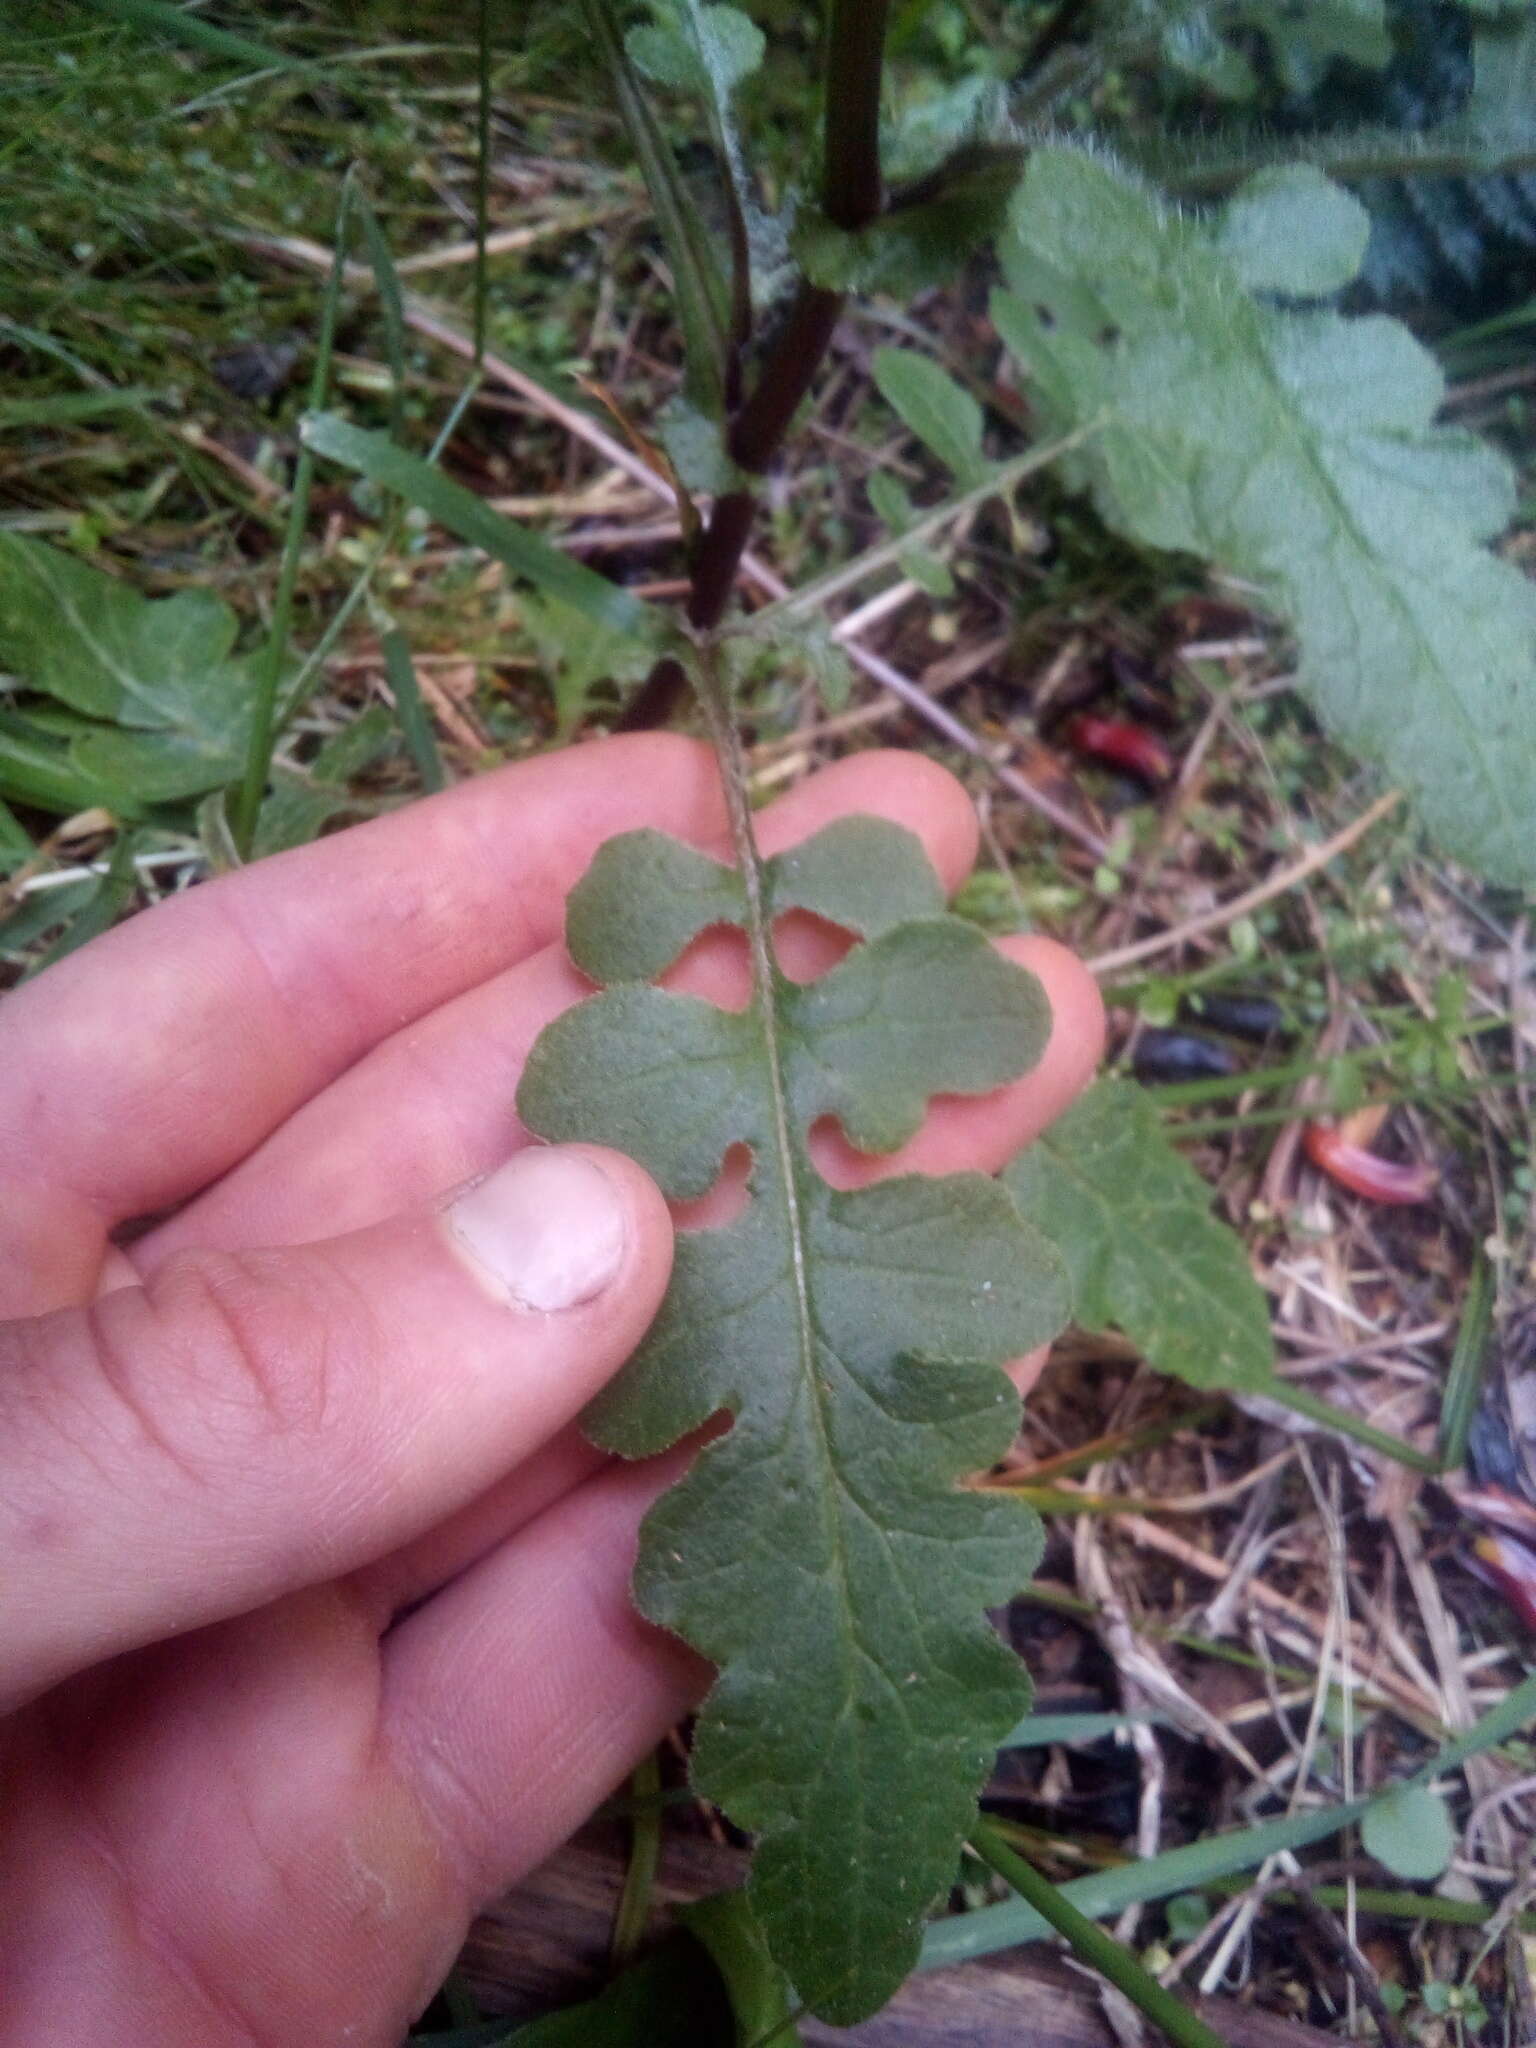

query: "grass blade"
(353, 190), (409, 441)
(0, 388), (156, 429)
(32, 830), (143, 973)
(923, 1670), (1536, 1969)
(1001, 1711), (1164, 1748)
(232, 171), (353, 854)
(474, 0), (492, 365)
(923, 1797), (1370, 1968)
(1263, 1380), (1438, 1474)
(969, 1819), (1228, 2048)
(1437, 1248), (1494, 1472)
(379, 626), (446, 794)
(76, 0), (299, 69)
(301, 414), (656, 641)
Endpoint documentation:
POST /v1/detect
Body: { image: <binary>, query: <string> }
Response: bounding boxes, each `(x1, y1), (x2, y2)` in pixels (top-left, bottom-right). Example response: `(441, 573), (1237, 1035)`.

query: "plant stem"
(823, 0), (889, 228)
(968, 1818), (1230, 2048)
(611, 1748), (662, 1966)
(726, 284), (844, 476)
(624, 1), (892, 728)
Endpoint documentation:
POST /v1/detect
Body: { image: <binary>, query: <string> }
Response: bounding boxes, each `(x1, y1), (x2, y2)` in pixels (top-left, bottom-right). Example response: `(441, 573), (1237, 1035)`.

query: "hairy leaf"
(0, 534), (250, 803)
(1003, 1080), (1275, 1392)
(994, 148), (1536, 887)
(1214, 163), (1372, 294)
(519, 814), (1067, 2020)
(1164, 0), (1389, 98)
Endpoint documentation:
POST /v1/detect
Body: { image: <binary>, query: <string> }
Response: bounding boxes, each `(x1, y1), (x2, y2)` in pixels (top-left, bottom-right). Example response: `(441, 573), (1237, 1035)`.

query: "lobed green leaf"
(994, 147), (1536, 887)
(519, 815), (1066, 2020)
(1003, 1079), (1276, 1392)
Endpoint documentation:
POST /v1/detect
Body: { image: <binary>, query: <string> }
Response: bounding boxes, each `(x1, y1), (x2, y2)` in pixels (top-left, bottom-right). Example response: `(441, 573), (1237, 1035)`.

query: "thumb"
(0, 1145), (671, 1710)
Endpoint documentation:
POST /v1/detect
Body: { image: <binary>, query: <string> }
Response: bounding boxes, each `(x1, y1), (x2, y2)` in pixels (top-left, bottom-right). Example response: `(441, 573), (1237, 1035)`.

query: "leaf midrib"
(700, 663), (876, 1976)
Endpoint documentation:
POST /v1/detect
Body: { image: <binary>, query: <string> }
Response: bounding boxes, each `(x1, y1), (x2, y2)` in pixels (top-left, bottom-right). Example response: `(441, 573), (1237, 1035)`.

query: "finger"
(381, 1451), (706, 1903)
(0, 1146), (670, 1710)
(0, 733), (721, 1312)
(135, 747), (983, 1265)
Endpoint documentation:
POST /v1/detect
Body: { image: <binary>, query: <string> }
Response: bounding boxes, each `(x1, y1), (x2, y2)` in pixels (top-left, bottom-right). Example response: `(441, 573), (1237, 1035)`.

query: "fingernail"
(446, 1150), (628, 1312)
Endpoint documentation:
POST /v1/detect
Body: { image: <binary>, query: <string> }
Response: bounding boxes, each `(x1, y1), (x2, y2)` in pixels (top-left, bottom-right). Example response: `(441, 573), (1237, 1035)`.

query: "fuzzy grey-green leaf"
(518, 817), (1066, 2020)
(1216, 164), (1371, 296)
(993, 146), (1536, 887)
(1003, 1079), (1275, 1392)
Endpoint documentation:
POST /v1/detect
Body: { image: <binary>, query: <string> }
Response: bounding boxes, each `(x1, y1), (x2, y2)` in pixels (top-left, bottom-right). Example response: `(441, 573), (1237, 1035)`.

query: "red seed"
(1302, 1122), (1437, 1205)
(1065, 714), (1173, 785)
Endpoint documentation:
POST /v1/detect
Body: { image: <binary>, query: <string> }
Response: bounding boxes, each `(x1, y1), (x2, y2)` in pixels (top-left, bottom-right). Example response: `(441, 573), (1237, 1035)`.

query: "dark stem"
(727, 285), (843, 475)
(822, 0), (890, 229)
(620, 2), (890, 730)
(688, 489), (757, 627)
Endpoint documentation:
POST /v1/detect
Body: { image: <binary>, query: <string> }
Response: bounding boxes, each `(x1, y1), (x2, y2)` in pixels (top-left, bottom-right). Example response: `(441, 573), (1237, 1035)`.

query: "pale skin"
(0, 736), (1104, 2045)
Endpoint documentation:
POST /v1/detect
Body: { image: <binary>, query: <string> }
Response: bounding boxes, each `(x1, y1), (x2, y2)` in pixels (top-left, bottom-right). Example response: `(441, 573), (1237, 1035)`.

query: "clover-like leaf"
(994, 147), (1536, 888)
(1003, 1079), (1276, 1392)
(518, 815), (1067, 2021)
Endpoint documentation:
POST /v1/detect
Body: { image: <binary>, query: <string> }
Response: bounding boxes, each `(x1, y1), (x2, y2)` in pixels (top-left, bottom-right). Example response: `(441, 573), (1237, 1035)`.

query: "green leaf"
(1362, 1784), (1456, 1882)
(793, 146), (1024, 298)
(872, 347), (990, 487)
(679, 1892), (804, 2046)
(0, 708), (148, 819)
(0, 535), (249, 801)
(301, 415), (658, 645)
(762, 615), (854, 713)
(866, 470), (916, 531)
(0, 796), (30, 876)
(658, 397), (739, 498)
(518, 812), (1066, 2021)
(519, 591), (657, 735)
(0, 876), (99, 960)
(628, 3), (763, 94)
(994, 147), (1536, 888)
(898, 543), (956, 599)
(1003, 1079), (1275, 1392)
(251, 703), (398, 859)
(1215, 164), (1372, 296)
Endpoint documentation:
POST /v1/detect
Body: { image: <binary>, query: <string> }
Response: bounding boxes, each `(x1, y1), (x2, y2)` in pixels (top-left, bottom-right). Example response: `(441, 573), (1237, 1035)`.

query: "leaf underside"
(518, 816), (1067, 2022)
(994, 147), (1536, 889)
(1003, 1079), (1276, 1393)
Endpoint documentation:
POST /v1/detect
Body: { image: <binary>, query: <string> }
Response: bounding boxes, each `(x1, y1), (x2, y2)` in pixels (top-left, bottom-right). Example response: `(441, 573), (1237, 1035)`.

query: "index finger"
(0, 735), (722, 1308)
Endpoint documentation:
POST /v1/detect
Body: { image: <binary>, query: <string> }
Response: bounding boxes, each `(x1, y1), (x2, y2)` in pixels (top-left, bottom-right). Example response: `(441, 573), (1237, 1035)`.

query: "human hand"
(0, 736), (1103, 2044)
